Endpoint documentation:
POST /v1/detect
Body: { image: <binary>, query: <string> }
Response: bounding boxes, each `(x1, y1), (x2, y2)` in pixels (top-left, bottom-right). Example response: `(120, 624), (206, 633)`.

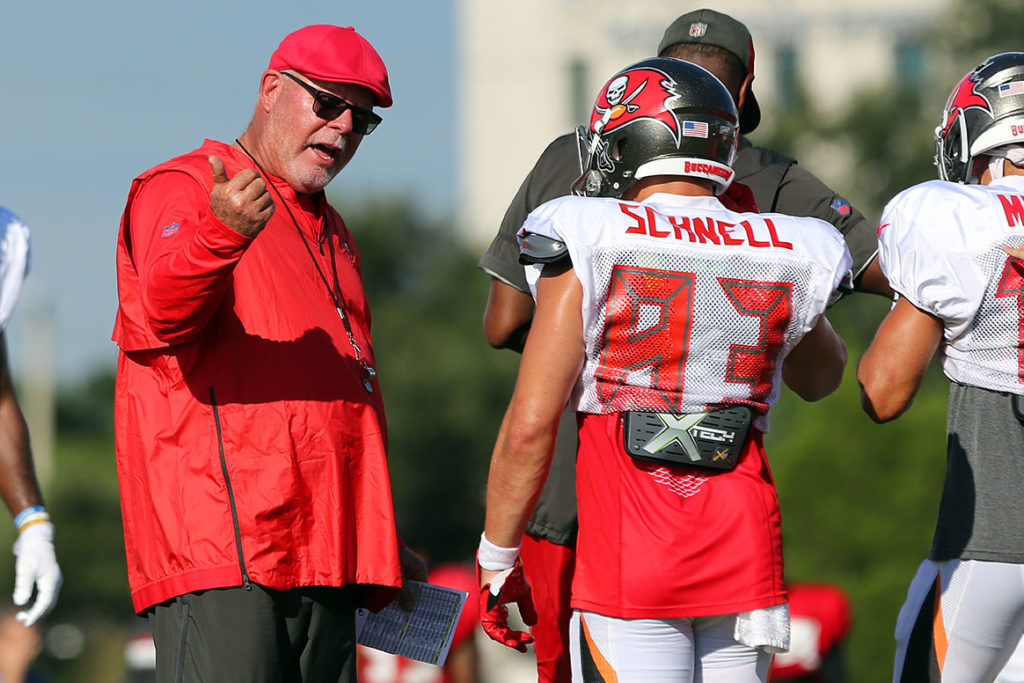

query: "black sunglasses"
(282, 72), (382, 135)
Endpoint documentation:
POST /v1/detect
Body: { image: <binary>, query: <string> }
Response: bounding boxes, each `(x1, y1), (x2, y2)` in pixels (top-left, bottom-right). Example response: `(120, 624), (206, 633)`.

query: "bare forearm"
(482, 279), (535, 351)
(0, 338), (41, 516)
(0, 407), (41, 516)
(854, 257), (894, 298)
(783, 316), (847, 401)
(483, 264), (584, 546)
(857, 343), (930, 422)
(483, 410), (556, 547)
(857, 297), (942, 422)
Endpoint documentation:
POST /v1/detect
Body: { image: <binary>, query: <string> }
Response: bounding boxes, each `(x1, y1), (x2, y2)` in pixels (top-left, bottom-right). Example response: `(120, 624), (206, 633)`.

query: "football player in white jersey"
(0, 207), (61, 628)
(858, 53), (1024, 682)
(476, 58), (850, 682)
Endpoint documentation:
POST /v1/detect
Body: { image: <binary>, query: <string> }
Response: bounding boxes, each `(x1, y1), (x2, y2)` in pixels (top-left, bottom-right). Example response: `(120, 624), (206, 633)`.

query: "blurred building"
(456, 0), (954, 244)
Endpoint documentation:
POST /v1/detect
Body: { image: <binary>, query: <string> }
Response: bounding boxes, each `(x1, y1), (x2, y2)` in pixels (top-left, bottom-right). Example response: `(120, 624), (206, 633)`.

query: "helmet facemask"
(935, 110), (971, 183)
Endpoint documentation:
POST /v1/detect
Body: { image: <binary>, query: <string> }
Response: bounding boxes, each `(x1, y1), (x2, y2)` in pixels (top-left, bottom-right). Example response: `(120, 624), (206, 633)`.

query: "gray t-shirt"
(931, 382), (1024, 562)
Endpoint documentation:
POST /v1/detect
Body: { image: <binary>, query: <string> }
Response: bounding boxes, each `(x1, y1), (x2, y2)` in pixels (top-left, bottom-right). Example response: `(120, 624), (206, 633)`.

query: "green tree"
(934, 0), (1024, 60)
(338, 197), (519, 563)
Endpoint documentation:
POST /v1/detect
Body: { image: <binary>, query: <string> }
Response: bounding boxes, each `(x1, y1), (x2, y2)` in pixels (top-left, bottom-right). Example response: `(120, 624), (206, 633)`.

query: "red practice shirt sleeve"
(128, 170), (253, 345)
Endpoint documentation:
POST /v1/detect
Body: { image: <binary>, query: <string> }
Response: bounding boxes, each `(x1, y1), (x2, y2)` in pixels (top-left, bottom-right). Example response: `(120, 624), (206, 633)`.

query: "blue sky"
(0, 0), (454, 385)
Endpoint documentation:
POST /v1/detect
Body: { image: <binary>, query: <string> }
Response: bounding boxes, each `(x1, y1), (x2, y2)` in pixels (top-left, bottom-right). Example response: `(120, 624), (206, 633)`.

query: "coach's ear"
(737, 72), (754, 112)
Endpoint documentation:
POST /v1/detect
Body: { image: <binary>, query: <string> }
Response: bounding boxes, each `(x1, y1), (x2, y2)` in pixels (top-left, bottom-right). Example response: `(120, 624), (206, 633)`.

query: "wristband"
(14, 506), (48, 532)
(477, 532), (520, 571)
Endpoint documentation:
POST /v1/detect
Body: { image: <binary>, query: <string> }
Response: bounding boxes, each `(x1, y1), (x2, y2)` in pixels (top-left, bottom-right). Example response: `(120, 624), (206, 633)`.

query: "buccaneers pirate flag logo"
(941, 68), (992, 137)
(592, 66), (685, 145)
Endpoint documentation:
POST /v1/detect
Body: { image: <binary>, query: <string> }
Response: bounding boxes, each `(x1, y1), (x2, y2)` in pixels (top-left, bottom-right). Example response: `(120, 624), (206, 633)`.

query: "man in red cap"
(112, 24), (425, 681)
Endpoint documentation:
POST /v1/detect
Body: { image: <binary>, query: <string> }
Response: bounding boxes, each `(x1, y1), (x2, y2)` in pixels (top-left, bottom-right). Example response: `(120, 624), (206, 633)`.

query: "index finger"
(226, 168), (265, 192)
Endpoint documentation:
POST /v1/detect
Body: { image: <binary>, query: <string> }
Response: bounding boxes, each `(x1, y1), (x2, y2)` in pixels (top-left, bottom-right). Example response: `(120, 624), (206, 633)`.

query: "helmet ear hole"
(611, 137), (627, 161)
(948, 127), (963, 162)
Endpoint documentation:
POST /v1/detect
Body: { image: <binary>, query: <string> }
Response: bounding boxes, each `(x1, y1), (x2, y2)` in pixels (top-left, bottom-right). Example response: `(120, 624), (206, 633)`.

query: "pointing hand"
(208, 155), (275, 237)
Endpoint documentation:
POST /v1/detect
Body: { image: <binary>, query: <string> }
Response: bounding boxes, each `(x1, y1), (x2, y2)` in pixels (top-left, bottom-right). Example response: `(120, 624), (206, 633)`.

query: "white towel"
(734, 602), (791, 653)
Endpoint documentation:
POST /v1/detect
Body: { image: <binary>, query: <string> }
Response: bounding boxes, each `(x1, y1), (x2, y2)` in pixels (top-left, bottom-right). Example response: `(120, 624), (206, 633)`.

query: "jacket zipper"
(209, 386), (252, 590)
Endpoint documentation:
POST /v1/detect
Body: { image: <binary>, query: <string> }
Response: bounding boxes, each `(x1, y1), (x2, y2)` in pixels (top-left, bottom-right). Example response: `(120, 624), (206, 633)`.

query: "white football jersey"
(0, 208), (30, 330)
(879, 176), (1024, 394)
(521, 192), (851, 432)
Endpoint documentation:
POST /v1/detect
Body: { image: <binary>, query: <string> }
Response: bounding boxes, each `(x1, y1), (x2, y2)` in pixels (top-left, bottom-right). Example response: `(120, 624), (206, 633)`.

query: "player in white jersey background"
(858, 52), (1024, 682)
(0, 207), (61, 629)
(475, 58), (850, 682)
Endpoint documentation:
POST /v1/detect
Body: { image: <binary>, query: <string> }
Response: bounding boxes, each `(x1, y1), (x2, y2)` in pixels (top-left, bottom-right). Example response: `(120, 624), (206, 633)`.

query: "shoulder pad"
(519, 233), (570, 266)
(827, 270), (855, 308)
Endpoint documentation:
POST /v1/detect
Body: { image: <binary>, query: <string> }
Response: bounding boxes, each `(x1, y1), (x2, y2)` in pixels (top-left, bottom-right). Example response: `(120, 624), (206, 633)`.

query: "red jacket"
(113, 139), (401, 613)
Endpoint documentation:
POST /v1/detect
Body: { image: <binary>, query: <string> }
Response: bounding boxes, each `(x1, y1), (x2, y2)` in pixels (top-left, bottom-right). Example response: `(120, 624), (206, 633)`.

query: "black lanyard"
(235, 140), (376, 392)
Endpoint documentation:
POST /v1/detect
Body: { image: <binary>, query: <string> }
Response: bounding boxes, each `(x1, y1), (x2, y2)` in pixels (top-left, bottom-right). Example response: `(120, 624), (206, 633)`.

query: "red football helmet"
(573, 57), (739, 198)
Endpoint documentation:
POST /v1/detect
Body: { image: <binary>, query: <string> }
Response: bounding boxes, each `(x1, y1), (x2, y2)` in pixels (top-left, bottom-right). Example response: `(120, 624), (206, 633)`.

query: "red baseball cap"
(268, 25), (392, 108)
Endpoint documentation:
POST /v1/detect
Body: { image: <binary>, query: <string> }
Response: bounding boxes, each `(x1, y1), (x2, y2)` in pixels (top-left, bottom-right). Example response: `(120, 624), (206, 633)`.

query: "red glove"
(477, 560), (538, 652)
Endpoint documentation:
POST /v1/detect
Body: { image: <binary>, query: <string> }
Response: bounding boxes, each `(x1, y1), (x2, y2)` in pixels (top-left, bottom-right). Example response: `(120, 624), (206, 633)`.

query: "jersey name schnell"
(619, 203), (794, 250)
